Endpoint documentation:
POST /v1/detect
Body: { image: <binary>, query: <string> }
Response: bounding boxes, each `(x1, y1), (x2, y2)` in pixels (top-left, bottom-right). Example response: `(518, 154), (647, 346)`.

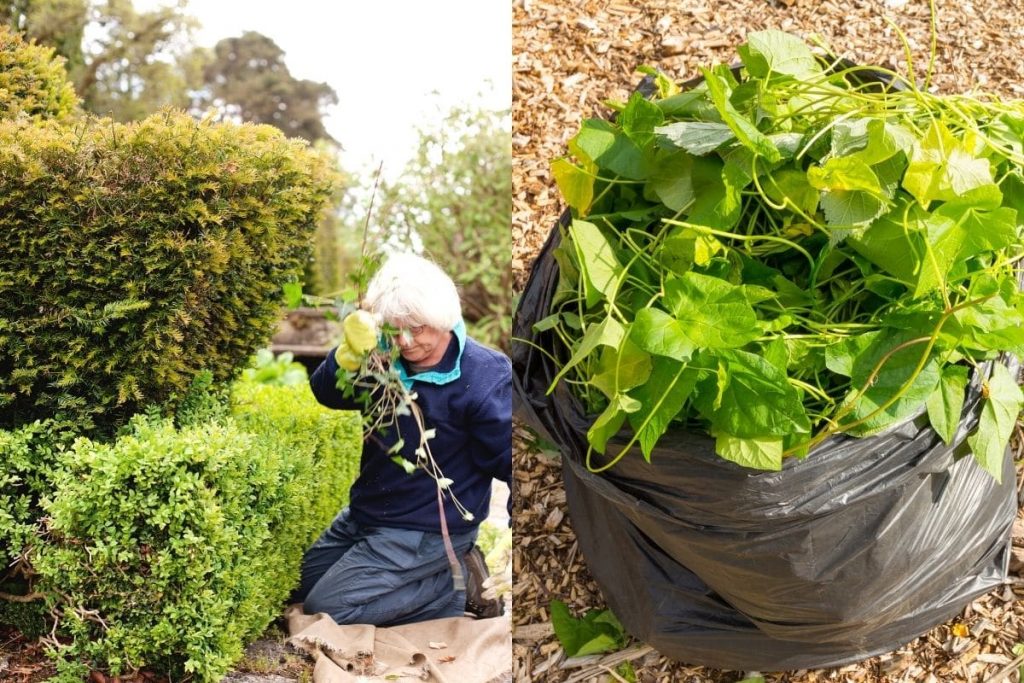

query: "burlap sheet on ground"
(285, 605), (511, 683)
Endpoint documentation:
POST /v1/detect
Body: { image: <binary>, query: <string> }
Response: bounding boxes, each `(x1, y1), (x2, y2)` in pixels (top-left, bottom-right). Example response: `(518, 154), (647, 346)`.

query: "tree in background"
(1, 0), (204, 120)
(374, 105), (512, 352)
(2, 1), (510, 342)
(4, 0), (347, 296)
(1, 0), (87, 77)
(200, 31), (337, 144)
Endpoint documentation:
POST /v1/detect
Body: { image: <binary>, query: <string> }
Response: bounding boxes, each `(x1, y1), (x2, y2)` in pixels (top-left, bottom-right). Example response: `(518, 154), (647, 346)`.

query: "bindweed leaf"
(926, 364), (968, 445)
(825, 331), (880, 377)
(694, 349), (811, 438)
(647, 149), (695, 212)
(661, 272), (761, 348)
(627, 358), (699, 461)
(592, 338), (653, 399)
(551, 159), (594, 214)
(391, 456), (416, 475)
(715, 433), (784, 471)
(763, 167), (819, 214)
(655, 121), (735, 155)
(573, 118), (649, 180)
(619, 91), (665, 148)
(738, 29), (822, 80)
(549, 600), (627, 658)
(588, 394), (639, 454)
(632, 308), (696, 362)
(903, 120), (996, 207)
(549, 316), (625, 390)
(570, 219), (622, 307)
(842, 329), (942, 437)
(808, 155), (883, 195)
(967, 364), (1023, 483)
(701, 67), (781, 163)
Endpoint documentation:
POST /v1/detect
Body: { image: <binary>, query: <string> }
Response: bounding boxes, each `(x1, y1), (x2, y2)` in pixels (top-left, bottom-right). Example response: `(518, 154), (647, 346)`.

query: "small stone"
(661, 36), (686, 56)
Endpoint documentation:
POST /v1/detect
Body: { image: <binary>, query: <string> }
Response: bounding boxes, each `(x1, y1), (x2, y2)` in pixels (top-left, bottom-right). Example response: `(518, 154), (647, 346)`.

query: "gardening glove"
(481, 528), (512, 601)
(335, 309), (379, 371)
(481, 557), (512, 601)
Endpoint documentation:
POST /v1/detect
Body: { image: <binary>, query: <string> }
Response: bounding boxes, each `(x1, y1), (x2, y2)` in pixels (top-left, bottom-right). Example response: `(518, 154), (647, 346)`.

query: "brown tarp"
(286, 605), (511, 683)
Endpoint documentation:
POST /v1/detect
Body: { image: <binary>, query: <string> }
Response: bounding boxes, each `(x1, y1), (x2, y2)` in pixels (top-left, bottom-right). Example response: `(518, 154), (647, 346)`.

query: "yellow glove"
(335, 310), (378, 371)
(481, 527), (512, 601)
(344, 310), (379, 352)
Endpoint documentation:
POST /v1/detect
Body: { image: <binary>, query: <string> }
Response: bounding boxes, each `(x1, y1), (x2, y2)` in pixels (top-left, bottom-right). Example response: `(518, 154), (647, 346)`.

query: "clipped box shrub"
(26, 381), (359, 682)
(0, 420), (75, 570)
(0, 25), (78, 121)
(0, 110), (339, 435)
(0, 420), (76, 639)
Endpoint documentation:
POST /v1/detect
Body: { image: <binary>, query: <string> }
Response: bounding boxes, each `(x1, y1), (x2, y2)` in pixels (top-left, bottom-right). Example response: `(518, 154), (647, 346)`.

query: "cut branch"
(0, 590), (45, 603)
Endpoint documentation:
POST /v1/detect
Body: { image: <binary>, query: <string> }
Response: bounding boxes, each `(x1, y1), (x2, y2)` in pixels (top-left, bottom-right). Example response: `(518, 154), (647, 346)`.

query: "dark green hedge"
(0, 25), (78, 121)
(1, 381), (359, 682)
(0, 111), (339, 435)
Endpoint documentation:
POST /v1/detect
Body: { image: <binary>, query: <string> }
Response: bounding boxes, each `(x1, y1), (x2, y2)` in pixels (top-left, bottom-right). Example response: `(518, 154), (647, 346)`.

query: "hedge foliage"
(0, 111), (339, 435)
(1, 381), (360, 682)
(0, 420), (75, 570)
(0, 25), (78, 121)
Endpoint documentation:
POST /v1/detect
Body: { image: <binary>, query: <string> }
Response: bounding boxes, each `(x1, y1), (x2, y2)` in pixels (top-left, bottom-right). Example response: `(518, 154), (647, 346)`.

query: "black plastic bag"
(512, 216), (1017, 670)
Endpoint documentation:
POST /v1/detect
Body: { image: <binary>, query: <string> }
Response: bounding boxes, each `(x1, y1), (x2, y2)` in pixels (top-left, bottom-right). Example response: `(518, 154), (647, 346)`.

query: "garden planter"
(512, 218), (1018, 670)
(271, 307), (342, 374)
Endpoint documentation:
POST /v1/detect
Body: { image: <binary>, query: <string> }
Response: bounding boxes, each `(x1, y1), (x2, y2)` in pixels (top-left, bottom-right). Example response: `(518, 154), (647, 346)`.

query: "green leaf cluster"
(241, 348), (309, 387)
(547, 30), (1024, 477)
(0, 419), (77, 570)
(0, 24), (78, 121)
(549, 600), (628, 657)
(0, 110), (340, 436)
(0, 381), (360, 682)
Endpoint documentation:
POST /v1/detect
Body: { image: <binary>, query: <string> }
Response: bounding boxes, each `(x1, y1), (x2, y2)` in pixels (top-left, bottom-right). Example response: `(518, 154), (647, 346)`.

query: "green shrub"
(0, 110), (339, 435)
(27, 382), (359, 682)
(0, 421), (79, 642)
(0, 419), (76, 570)
(0, 25), (78, 121)
(240, 349), (308, 387)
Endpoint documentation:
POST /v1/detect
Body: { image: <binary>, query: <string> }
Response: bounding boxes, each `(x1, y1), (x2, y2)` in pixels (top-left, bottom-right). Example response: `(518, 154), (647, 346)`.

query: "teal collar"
(396, 319), (465, 389)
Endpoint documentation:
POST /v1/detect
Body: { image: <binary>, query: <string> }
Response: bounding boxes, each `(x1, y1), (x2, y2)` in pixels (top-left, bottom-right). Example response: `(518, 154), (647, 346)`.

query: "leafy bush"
(0, 111), (339, 435)
(241, 349), (309, 386)
(12, 382), (360, 681)
(0, 419), (76, 571)
(0, 25), (78, 121)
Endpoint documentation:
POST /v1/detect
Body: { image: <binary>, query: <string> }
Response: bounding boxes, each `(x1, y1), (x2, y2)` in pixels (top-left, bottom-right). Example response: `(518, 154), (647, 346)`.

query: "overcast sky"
(139, 0), (511, 178)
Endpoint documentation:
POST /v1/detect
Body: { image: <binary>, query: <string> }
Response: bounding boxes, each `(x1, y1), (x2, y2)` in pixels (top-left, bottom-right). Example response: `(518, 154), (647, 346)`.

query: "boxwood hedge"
(0, 380), (360, 682)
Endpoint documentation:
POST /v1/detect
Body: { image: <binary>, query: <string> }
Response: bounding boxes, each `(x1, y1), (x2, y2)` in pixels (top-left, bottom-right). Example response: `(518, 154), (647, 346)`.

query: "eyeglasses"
(391, 324), (427, 341)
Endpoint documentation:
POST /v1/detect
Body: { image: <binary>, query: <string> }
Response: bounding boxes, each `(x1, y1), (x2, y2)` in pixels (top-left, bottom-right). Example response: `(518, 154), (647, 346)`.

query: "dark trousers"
(292, 507), (477, 626)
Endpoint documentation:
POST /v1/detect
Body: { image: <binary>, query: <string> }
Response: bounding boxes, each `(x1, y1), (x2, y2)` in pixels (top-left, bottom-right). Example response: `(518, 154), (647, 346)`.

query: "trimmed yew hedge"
(0, 111), (339, 435)
(0, 25), (78, 121)
(1, 381), (359, 682)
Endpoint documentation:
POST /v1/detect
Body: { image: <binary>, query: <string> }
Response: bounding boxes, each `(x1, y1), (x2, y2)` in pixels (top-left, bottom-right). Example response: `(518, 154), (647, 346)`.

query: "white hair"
(364, 252), (462, 331)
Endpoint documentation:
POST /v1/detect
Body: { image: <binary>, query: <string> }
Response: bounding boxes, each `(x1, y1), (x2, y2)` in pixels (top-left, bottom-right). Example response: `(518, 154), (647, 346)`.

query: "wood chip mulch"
(511, 1), (1024, 681)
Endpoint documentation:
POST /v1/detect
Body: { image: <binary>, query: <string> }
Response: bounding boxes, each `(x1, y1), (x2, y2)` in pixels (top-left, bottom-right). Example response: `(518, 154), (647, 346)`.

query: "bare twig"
(356, 161), (385, 307)
(982, 653), (1024, 683)
(0, 591), (44, 603)
(562, 645), (655, 683)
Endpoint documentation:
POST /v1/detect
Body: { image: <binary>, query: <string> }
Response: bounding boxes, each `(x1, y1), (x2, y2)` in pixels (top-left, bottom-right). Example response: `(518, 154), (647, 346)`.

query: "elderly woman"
(293, 252), (511, 626)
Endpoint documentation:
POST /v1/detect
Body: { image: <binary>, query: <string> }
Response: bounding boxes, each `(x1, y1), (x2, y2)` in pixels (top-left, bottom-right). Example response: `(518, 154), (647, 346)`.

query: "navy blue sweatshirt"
(309, 321), (512, 534)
